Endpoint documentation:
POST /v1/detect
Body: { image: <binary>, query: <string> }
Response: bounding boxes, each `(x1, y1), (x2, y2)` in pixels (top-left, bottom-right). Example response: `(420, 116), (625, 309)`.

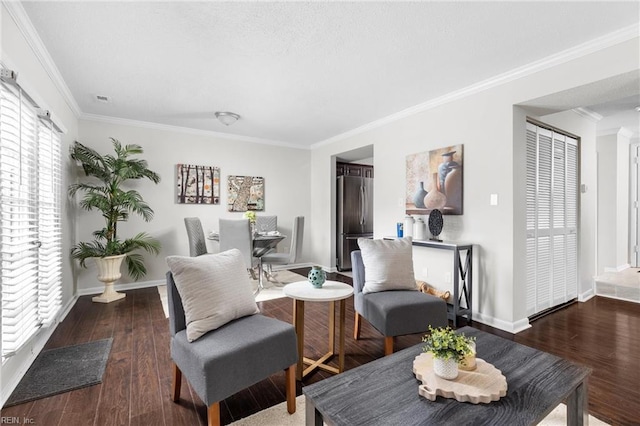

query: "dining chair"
(260, 216), (304, 282)
(184, 217), (209, 257)
(256, 215), (277, 233)
(218, 218), (258, 280)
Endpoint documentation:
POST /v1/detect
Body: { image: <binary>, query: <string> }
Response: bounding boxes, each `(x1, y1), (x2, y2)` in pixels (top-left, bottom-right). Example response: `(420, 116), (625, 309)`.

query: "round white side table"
(283, 280), (354, 380)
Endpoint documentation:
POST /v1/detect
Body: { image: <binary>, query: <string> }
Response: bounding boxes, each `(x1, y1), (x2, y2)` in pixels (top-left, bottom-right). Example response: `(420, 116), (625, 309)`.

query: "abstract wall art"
(406, 144), (463, 215)
(176, 164), (220, 204)
(227, 175), (264, 212)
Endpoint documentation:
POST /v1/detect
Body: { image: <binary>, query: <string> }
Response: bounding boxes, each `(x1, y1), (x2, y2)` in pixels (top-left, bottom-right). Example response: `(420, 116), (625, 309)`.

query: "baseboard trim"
(270, 262), (313, 271)
(77, 266), (319, 296)
(579, 288), (595, 302)
(594, 293), (640, 304)
(471, 313), (531, 334)
(604, 264), (631, 273)
(77, 279), (165, 296)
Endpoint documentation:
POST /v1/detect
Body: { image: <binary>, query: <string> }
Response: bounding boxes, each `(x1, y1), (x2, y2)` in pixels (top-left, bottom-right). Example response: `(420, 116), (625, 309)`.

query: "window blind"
(1, 73), (62, 359)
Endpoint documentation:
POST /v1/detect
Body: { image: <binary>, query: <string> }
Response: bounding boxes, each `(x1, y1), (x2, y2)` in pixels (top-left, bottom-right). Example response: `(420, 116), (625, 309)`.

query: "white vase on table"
(433, 357), (459, 380)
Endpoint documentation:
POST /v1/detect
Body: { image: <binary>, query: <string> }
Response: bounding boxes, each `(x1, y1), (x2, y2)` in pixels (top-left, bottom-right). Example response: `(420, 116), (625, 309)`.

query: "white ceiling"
(19, 1), (640, 148)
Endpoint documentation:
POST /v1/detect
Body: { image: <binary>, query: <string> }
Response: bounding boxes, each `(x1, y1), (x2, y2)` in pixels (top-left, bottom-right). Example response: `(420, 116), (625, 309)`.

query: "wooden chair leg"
(171, 363), (182, 402)
(384, 336), (394, 356)
(285, 364), (296, 414)
(207, 402), (221, 426)
(354, 312), (361, 340)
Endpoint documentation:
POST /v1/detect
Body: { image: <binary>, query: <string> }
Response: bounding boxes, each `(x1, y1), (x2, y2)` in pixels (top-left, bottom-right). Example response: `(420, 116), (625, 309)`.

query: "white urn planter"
(93, 254), (127, 303)
(433, 357), (459, 380)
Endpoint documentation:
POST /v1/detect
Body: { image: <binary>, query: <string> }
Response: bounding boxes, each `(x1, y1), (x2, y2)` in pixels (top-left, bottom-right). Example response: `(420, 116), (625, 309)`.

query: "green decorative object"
(307, 266), (326, 288)
(422, 326), (475, 380)
(422, 326), (474, 362)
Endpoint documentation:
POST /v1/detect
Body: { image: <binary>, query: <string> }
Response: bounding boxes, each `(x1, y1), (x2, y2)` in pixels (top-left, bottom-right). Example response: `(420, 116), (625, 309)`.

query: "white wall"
(616, 130), (631, 267)
(536, 110), (598, 301)
(1, 3), (80, 404)
(631, 142), (640, 267)
(597, 134), (617, 272)
(597, 129), (632, 272)
(308, 35), (639, 332)
(75, 119), (312, 293)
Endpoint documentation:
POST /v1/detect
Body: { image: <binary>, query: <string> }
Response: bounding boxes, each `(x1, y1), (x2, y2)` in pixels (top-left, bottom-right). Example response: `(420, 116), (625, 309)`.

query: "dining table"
(207, 231), (286, 293)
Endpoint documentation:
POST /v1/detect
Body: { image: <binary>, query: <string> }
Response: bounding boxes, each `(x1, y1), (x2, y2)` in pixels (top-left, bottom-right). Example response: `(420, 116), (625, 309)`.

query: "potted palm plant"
(69, 138), (161, 303)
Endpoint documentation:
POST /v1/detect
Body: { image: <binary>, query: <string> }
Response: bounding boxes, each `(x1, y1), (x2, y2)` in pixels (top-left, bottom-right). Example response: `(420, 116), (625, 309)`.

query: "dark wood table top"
(303, 327), (591, 426)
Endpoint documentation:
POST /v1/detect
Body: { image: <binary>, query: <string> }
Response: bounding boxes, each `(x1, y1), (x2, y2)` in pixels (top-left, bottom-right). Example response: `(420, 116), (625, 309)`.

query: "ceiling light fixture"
(215, 111), (240, 126)
(635, 106), (640, 112)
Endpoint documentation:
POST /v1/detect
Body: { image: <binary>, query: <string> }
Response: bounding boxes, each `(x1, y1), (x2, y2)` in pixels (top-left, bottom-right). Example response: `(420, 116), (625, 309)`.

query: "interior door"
(525, 122), (578, 317)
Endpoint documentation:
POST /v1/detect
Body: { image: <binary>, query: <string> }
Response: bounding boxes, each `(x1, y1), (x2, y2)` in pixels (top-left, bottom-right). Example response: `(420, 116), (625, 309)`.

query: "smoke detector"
(95, 94), (111, 103)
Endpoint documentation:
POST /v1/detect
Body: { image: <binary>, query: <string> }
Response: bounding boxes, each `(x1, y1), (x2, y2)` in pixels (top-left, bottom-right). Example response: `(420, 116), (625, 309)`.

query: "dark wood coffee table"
(303, 327), (591, 425)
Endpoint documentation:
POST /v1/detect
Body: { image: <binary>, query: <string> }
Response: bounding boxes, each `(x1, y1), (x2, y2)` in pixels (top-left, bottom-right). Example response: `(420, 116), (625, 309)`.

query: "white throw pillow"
(357, 237), (417, 294)
(166, 249), (259, 342)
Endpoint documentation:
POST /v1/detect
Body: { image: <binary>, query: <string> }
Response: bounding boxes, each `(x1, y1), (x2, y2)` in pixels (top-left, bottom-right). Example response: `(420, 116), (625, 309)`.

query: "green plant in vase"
(243, 210), (257, 223)
(422, 326), (475, 379)
(69, 138), (161, 302)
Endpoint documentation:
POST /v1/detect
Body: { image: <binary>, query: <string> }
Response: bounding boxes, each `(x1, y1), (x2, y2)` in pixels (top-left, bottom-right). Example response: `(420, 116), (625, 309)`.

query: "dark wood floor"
(2, 269), (639, 425)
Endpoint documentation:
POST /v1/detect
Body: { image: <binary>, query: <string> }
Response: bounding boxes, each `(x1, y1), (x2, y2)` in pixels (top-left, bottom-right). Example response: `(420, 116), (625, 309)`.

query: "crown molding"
(7, 0), (638, 150)
(571, 107), (603, 122)
(3, 1), (82, 118)
(597, 126), (639, 138)
(618, 127), (635, 139)
(80, 113), (308, 150)
(312, 23), (640, 149)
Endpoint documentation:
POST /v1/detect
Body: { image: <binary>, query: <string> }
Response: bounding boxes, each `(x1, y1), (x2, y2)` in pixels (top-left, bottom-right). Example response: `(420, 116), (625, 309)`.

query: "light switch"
(490, 193), (498, 206)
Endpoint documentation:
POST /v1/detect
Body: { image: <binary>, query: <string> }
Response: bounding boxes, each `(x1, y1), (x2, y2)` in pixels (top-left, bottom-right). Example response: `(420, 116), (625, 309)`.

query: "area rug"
(158, 270), (307, 318)
(4, 338), (113, 407)
(228, 395), (609, 426)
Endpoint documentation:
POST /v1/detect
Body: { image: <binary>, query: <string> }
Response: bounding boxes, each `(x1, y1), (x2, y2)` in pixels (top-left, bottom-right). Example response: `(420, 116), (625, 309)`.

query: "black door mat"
(4, 338), (113, 407)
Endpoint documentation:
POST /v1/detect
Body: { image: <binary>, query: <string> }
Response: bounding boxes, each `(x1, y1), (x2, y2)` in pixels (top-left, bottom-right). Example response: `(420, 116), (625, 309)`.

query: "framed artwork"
(406, 144), (463, 215)
(227, 175), (264, 212)
(176, 164), (220, 204)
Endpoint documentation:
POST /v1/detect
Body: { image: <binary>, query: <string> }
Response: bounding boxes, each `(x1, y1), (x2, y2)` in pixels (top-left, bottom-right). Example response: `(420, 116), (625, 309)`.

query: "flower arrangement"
(243, 211), (257, 223)
(422, 326), (474, 361)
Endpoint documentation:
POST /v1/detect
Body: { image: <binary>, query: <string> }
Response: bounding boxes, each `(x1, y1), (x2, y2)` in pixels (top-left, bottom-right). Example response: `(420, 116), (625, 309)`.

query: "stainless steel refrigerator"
(337, 175), (373, 271)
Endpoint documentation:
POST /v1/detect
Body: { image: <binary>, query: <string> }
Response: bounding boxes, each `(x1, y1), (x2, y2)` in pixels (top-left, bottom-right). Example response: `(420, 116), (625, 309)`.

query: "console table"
(385, 237), (473, 327)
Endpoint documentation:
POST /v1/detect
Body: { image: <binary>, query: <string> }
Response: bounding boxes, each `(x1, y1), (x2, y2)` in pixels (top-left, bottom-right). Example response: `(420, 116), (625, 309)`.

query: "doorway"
(333, 145), (374, 271)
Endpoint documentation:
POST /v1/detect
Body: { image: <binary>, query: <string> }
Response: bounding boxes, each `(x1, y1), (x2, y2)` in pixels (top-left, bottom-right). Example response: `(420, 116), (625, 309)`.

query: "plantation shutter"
(36, 118), (63, 326)
(0, 73), (63, 359)
(525, 121), (578, 317)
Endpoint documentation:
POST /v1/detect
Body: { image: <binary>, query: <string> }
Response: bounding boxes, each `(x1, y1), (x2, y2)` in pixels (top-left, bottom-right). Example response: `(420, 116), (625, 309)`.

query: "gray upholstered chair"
(260, 216), (304, 281)
(256, 215), (277, 233)
(184, 217), (209, 257)
(167, 271), (298, 426)
(351, 250), (448, 355)
(218, 218), (258, 278)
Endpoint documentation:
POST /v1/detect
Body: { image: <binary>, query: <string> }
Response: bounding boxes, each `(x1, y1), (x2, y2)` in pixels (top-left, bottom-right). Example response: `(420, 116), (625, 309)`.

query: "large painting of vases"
(406, 144), (463, 215)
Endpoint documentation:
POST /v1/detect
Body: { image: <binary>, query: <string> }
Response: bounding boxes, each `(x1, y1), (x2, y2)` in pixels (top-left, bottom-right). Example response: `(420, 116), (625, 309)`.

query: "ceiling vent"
(95, 95), (111, 103)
